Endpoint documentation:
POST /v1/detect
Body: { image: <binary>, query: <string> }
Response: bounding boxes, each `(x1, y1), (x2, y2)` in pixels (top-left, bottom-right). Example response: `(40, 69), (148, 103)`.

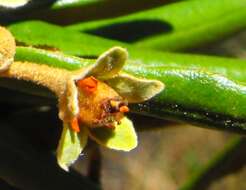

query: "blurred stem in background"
(0, 0), (177, 24)
(2, 0), (246, 52)
(67, 0), (246, 52)
(180, 136), (246, 190)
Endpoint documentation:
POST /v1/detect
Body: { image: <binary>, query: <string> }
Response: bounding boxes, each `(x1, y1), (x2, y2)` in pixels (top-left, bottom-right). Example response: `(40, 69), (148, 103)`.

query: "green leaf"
(106, 73), (164, 103)
(57, 123), (88, 171)
(10, 21), (246, 83)
(89, 117), (137, 151)
(86, 46), (128, 79)
(8, 21), (246, 133)
(68, 0), (246, 51)
(9, 21), (126, 57)
(128, 68), (246, 132)
(12, 0), (174, 25)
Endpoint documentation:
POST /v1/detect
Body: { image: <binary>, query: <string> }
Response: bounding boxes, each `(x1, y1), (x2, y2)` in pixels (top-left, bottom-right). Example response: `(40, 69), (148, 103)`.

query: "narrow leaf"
(69, 0), (246, 51)
(7, 21), (246, 133)
(9, 21), (246, 83)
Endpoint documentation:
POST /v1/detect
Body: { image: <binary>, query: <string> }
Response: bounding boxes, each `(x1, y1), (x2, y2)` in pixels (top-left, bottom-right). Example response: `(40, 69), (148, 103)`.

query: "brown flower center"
(73, 77), (129, 131)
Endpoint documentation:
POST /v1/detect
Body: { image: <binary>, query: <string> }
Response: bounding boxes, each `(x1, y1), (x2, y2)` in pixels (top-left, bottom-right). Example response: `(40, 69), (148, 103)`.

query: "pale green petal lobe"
(89, 117), (137, 151)
(106, 73), (164, 103)
(86, 47), (128, 79)
(57, 123), (88, 171)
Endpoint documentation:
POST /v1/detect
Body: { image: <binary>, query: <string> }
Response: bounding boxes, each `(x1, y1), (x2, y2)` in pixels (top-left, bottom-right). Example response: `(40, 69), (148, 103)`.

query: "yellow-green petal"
(57, 123), (88, 171)
(86, 46), (128, 79)
(89, 117), (137, 151)
(106, 73), (164, 103)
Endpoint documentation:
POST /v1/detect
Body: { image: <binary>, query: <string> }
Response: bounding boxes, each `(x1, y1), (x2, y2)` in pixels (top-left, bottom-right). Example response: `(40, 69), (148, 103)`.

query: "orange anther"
(119, 106), (129, 113)
(77, 76), (98, 94)
(70, 117), (80, 132)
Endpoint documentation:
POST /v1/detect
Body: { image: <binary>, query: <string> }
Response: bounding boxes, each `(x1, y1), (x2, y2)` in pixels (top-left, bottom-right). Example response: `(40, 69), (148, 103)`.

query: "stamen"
(119, 106), (129, 113)
(71, 117), (80, 132)
(77, 76), (98, 94)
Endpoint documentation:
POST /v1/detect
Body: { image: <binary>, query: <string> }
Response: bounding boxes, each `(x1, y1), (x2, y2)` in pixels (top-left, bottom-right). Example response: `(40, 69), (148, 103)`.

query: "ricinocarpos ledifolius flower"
(0, 27), (164, 171)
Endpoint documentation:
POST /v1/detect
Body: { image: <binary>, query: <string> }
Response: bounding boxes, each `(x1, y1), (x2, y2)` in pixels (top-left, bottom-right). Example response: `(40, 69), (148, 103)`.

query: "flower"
(0, 27), (164, 171)
(55, 47), (164, 171)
